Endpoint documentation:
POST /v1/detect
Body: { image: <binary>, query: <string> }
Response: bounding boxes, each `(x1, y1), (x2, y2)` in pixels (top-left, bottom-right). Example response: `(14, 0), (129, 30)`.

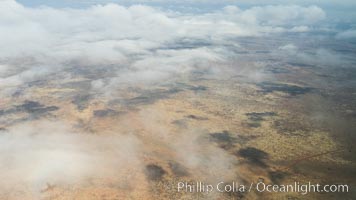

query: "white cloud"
(276, 44), (352, 67)
(290, 25), (310, 32)
(278, 44), (298, 51)
(237, 5), (325, 26)
(336, 29), (356, 39)
(0, 120), (142, 192)
(0, 64), (9, 75)
(0, 1), (326, 94)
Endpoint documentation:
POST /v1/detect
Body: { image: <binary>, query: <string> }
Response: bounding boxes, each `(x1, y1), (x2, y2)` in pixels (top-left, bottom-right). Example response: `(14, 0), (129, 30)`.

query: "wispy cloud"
(0, 1), (326, 96)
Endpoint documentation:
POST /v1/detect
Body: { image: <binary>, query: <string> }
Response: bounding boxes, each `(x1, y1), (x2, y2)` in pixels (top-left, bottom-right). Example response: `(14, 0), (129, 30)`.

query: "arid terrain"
(0, 1), (356, 199)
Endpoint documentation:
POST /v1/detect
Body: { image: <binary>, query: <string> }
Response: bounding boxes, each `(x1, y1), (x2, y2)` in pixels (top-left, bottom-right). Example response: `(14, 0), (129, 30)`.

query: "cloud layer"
(0, 120), (142, 194)
(0, 2), (355, 199)
(0, 1), (327, 95)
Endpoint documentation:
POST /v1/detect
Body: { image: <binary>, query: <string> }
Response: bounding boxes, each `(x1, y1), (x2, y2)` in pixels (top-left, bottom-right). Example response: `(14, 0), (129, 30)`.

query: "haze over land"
(0, 0), (356, 199)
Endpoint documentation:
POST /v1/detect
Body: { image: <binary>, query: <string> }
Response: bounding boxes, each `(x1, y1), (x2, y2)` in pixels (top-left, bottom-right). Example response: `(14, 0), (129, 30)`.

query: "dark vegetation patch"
(245, 112), (277, 128)
(168, 161), (189, 177)
(189, 85), (207, 92)
(210, 131), (258, 150)
(128, 96), (152, 105)
(15, 101), (59, 114)
(145, 164), (166, 181)
(257, 82), (312, 96)
(245, 122), (262, 128)
(171, 119), (188, 128)
(171, 82), (207, 92)
(185, 115), (208, 120)
(0, 101), (59, 125)
(0, 101), (58, 118)
(72, 94), (91, 110)
(237, 147), (269, 168)
(126, 88), (182, 106)
(269, 171), (287, 184)
(287, 62), (314, 68)
(93, 109), (123, 118)
(210, 131), (238, 150)
(246, 112), (276, 121)
(210, 131), (237, 143)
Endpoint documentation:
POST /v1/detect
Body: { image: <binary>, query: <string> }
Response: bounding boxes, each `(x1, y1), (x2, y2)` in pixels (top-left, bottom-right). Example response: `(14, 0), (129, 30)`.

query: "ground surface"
(0, 35), (355, 200)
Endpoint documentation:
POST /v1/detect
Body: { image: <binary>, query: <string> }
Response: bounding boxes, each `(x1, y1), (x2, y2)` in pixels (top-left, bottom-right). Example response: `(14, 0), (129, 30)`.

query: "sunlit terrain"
(0, 0), (355, 199)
